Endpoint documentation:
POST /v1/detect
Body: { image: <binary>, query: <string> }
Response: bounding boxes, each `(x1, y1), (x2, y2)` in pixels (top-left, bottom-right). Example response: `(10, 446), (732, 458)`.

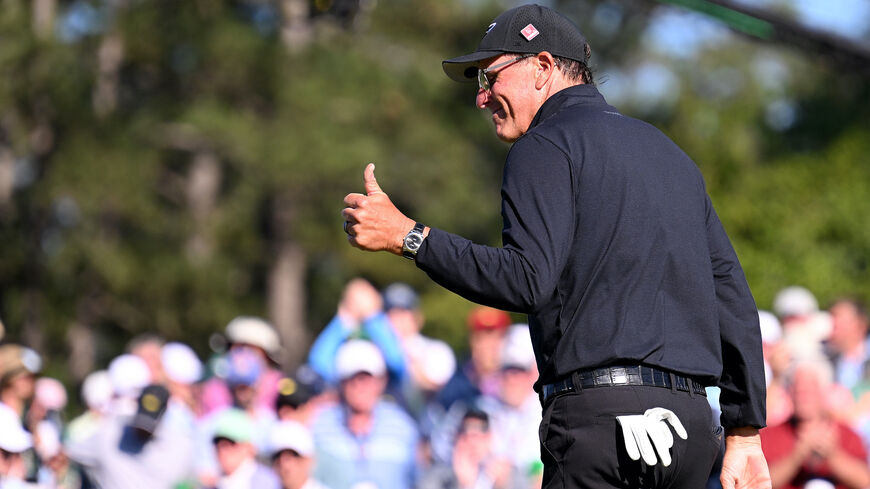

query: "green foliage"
(0, 0), (868, 385)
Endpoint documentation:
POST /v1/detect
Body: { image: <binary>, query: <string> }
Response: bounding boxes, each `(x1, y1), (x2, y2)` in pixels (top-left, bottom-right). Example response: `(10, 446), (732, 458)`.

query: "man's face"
(340, 372), (385, 414)
(476, 54), (539, 142)
(214, 437), (254, 476)
(273, 450), (312, 489)
(830, 301), (867, 350)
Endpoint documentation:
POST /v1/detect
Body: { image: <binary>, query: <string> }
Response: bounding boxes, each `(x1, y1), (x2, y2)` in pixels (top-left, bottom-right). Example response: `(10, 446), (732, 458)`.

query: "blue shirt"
(311, 401), (419, 489)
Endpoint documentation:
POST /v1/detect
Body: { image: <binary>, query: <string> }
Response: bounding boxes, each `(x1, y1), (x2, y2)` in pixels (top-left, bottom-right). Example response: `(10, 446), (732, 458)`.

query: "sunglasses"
(478, 54), (535, 92)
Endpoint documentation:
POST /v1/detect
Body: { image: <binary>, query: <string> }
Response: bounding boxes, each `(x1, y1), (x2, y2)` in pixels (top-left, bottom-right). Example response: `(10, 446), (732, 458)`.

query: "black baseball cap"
(129, 384), (169, 435)
(442, 4), (588, 83)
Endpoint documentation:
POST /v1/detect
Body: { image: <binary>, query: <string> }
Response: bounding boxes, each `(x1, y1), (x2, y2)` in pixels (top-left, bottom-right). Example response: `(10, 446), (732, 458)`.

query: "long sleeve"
(416, 134), (574, 314)
(308, 313), (406, 384)
(705, 195), (767, 428)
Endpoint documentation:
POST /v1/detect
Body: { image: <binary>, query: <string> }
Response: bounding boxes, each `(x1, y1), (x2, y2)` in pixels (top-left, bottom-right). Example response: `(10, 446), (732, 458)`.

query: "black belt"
(540, 365), (707, 404)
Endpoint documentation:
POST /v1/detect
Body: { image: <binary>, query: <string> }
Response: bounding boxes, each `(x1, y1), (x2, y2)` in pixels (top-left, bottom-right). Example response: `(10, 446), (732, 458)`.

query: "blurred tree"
(0, 0), (867, 391)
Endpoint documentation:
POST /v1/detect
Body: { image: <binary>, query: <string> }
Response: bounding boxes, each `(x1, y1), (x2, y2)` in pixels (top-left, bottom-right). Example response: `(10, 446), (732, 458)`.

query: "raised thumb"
(364, 163), (384, 195)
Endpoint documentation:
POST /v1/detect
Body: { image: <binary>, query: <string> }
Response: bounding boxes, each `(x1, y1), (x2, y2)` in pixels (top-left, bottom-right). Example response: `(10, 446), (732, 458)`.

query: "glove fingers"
(648, 421), (674, 467)
(617, 417), (641, 461)
(632, 424), (658, 466)
(665, 413), (688, 440)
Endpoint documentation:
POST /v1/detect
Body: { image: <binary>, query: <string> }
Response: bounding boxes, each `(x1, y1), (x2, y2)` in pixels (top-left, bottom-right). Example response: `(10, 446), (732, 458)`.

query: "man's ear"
(534, 51), (556, 90)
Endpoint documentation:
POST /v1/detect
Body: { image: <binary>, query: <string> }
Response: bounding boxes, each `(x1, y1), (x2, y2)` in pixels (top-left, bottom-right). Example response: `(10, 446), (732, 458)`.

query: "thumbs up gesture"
(343, 163), (418, 255)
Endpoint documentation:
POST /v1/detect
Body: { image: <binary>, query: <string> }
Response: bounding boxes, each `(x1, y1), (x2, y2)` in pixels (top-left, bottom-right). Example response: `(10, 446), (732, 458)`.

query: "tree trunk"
(267, 194), (308, 368)
(93, 31), (124, 117)
(32, 0), (56, 40)
(185, 151), (221, 262)
(0, 145), (14, 215)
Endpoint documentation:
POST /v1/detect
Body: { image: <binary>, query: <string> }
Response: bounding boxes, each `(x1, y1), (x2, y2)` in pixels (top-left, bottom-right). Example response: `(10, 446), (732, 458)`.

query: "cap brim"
(442, 50), (505, 82)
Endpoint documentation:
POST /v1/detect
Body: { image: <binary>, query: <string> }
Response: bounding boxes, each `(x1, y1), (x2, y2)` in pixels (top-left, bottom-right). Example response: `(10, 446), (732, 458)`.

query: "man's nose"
(475, 88), (490, 108)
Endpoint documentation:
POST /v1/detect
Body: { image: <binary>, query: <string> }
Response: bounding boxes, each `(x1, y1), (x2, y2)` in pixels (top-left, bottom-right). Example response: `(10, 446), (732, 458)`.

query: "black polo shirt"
(415, 84), (766, 429)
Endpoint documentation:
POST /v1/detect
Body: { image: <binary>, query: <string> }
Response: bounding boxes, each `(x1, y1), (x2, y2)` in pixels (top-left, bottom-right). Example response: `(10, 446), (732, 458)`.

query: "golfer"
(342, 4), (770, 489)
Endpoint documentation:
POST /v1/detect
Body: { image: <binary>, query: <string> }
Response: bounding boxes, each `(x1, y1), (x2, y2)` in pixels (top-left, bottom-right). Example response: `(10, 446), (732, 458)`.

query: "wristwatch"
(402, 222), (426, 260)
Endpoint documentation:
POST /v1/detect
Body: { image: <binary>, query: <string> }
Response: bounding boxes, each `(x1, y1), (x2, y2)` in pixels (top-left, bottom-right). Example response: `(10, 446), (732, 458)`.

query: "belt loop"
(571, 370), (583, 392)
(668, 372), (677, 394)
(685, 375), (695, 398)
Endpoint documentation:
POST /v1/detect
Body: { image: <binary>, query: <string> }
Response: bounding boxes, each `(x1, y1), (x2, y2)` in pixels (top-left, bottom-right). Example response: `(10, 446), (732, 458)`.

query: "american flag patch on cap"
(521, 23), (539, 41)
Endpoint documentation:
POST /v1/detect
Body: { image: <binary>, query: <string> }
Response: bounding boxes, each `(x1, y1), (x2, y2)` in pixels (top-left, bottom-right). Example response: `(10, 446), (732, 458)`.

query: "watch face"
(405, 233), (424, 250)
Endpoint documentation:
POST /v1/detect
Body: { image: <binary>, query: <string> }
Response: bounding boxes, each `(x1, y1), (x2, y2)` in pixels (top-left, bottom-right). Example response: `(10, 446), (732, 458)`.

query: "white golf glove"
(616, 407), (688, 467)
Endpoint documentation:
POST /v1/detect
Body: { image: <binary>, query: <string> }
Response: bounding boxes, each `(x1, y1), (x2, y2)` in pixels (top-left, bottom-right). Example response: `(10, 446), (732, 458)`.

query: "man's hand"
(337, 278), (383, 323)
(720, 427), (772, 489)
(343, 163), (415, 255)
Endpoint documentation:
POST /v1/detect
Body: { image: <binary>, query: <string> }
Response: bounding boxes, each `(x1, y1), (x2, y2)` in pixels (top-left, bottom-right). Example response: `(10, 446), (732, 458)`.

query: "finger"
(665, 413), (688, 440)
(648, 422), (673, 467)
(364, 163), (384, 196)
(344, 193), (366, 207)
(341, 208), (359, 223)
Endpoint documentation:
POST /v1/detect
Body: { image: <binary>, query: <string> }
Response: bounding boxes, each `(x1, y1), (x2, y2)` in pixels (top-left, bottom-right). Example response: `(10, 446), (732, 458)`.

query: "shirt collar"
(528, 84), (611, 130)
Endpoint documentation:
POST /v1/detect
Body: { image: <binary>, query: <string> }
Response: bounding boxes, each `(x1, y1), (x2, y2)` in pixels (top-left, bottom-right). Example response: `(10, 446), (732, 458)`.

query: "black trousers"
(539, 384), (721, 489)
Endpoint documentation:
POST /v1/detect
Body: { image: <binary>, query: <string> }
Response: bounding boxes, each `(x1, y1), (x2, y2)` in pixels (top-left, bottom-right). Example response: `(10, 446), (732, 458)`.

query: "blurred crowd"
(2, 280), (870, 489)
(0, 279), (542, 489)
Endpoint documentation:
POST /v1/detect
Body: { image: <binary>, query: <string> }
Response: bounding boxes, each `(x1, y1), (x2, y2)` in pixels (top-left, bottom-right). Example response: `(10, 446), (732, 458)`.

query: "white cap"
(335, 339), (386, 380)
(758, 310), (782, 344)
(161, 342), (203, 385)
(773, 286), (818, 318)
(500, 324), (536, 370)
(225, 316), (281, 356)
(81, 370), (113, 412)
(420, 339), (457, 386)
(269, 420), (315, 457)
(108, 354), (151, 398)
(0, 403), (32, 453)
(35, 377), (68, 411)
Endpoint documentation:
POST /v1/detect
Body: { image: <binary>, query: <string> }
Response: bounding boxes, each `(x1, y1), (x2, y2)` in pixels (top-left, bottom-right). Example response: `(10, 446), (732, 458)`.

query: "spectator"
(475, 325), (541, 478)
(0, 403), (34, 487)
(381, 282), (456, 432)
(127, 334), (167, 385)
(774, 286), (831, 362)
(308, 279), (405, 386)
(268, 421), (329, 489)
(33, 420), (81, 489)
(274, 374), (318, 426)
(210, 408), (279, 489)
(760, 310), (793, 427)
(201, 316), (285, 417)
(66, 370), (113, 444)
(196, 347), (277, 485)
(66, 384), (196, 489)
(106, 353), (151, 417)
(437, 306), (511, 410)
(420, 409), (525, 489)
(0, 344), (42, 418)
(311, 339), (419, 489)
(824, 298), (870, 392)
(761, 359), (870, 489)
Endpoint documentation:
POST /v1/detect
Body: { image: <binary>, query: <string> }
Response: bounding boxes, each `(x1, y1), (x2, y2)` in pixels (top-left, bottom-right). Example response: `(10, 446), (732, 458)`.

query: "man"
(310, 339), (419, 489)
(65, 384), (196, 489)
(342, 4), (769, 488)
(420, 409), (525, 489)
(438, 306), (512, 410)
(308, 278), (406, 385)
(0, 403), (36, 488)
(824, 298), (870, 391)
(0, 344), (41, 418)
(269, 420), (329, 489)
(210, 408), (279, 489)
(760, 359), (870, 489)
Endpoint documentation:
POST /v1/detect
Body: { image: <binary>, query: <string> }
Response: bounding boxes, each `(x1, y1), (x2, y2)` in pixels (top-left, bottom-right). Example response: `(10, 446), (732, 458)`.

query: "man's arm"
(705, 194), (767, 429)
(343, 136), (574, 313)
